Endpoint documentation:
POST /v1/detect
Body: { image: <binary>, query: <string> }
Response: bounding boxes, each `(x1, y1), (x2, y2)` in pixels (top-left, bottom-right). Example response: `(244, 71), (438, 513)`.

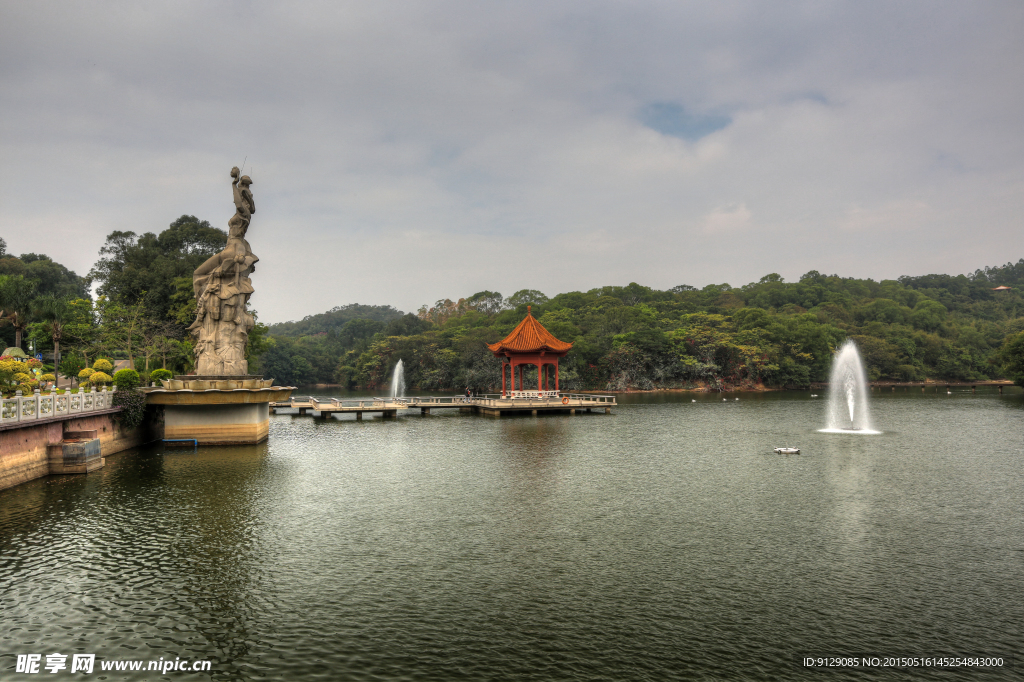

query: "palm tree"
(0, 275), (37, 350)
(34, 295), (75, 382)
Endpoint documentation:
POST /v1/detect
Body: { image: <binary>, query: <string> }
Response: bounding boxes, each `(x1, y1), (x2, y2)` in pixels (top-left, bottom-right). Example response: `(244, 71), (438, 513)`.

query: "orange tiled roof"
(487, 308), (573, 354)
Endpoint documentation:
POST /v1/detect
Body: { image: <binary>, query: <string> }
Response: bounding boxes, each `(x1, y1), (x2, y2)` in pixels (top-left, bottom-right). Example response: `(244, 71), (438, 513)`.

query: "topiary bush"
(150, 368), (173, 383)
(89, 371), (113, 386)
(113, 368), (140, 390)
(41, 373), (56, 382)
(79, 367), (96, 381)
(92, 358), (114, 373)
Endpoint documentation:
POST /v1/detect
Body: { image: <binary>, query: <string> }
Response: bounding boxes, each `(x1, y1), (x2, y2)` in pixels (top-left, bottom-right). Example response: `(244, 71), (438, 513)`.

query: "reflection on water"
(1, 389), (1022, 680)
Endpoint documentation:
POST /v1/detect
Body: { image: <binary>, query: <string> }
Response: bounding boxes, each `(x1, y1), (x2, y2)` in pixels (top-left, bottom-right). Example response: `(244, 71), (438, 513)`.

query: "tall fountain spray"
(821, 340), (879, 434)
(389, 359), (405, 399)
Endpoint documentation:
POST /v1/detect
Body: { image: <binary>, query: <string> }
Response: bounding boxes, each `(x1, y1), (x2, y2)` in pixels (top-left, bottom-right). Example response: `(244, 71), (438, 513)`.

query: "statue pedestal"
(145, 385), (294, 445)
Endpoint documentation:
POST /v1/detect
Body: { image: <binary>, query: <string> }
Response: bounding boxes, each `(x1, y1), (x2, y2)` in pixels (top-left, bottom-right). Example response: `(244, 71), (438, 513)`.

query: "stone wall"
(0, 420), (63, 491)
(0, 407), (164, 492)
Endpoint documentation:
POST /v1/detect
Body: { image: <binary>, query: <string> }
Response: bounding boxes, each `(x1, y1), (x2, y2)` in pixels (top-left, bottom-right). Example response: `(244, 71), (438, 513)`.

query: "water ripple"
(1, 391), (1022, 680)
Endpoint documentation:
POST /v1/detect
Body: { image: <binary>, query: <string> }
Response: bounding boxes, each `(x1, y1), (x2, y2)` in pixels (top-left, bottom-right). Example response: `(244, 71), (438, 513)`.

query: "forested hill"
(11, 220), (1021, 393)
(257, 259), (1024, 391)
(267, 304), (406, 337)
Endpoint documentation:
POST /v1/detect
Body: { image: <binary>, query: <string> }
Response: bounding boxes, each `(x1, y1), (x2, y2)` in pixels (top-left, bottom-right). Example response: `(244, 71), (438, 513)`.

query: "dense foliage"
(267, 304), (405, 337)
(113, 368), (141, 390)
(111, 387), (148, 430)
(150, 368), (173, 383)
(89, 215), (227, 320)
(258, 262), (1024, 391)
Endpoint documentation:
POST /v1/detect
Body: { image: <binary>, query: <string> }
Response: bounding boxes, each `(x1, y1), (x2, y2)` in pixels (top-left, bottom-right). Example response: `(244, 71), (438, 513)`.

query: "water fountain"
(820, 340), (880, 434)
(389, 359), (405, 400)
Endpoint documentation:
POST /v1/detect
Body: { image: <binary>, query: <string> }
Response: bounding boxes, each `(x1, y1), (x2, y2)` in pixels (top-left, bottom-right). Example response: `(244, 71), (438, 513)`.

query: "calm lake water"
(1, 389), (1021, 680)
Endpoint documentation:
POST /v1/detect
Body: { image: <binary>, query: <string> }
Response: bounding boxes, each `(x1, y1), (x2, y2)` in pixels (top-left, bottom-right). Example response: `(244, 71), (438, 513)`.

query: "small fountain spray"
(389, 359), (405, 400)
(821, 340), (880, 434)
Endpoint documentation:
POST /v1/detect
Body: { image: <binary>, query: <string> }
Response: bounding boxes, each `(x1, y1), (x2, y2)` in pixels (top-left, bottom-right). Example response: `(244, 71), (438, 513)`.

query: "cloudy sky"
(1, 1), (1022, 323)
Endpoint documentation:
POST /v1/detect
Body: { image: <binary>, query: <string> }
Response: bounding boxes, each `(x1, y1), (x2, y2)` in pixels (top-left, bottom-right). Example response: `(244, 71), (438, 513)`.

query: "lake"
(1, 388), (1021, 680)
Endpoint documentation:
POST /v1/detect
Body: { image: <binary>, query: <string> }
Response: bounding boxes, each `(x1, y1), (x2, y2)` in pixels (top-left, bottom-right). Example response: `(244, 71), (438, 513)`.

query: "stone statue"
(188, 167), (259, 375)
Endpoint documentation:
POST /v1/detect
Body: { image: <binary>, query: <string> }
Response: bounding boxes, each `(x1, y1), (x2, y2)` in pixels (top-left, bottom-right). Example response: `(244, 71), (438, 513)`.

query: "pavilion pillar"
(502, 361), (507, 395)
(538, 362), (543, 392)
(555, 361), (559, 391)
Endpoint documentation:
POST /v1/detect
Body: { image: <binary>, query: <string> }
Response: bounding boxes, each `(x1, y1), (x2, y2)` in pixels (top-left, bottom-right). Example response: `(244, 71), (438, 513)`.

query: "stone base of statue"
(145, 376), (294, 445)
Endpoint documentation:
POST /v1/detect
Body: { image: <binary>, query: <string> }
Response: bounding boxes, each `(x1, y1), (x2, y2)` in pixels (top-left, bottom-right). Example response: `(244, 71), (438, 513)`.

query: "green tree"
(999, 332), (1024, 387)
(33, 295), (79, 380)
(89, 216), (226, 320)
(0, 275), (38, 349)
(467, 291), (506, 315)
(94, 297), (147, 369)
(507, 289), (549, 309)
(59, 352), (86, 385)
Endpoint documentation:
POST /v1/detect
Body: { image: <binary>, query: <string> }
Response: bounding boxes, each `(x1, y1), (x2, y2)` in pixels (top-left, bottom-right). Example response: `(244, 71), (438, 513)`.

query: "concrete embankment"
(0, 408), (164, 492)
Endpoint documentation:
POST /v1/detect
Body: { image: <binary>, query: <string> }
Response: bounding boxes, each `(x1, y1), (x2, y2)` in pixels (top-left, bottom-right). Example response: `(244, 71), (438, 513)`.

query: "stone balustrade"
(0, 387), (117, 425)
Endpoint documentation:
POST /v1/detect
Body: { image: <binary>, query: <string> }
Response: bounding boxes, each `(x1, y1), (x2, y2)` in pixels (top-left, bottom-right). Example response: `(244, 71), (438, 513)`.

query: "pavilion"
(487, 306), (572, 396)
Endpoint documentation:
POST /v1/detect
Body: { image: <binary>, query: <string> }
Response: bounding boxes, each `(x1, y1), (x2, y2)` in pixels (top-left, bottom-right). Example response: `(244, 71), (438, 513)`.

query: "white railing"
(324, 397), (388, 409)
(504, 390), (560, 400)
(0, 387), (117, 426)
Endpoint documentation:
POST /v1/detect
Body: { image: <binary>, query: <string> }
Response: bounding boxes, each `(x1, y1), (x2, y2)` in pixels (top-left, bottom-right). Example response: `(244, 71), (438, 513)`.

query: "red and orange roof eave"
(486, 309), (573, 356)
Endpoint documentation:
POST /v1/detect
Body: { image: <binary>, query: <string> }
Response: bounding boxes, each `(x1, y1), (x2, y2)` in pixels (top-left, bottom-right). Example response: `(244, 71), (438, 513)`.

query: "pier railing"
(1, 387), (117, 425)
(281, 393), (617, 412)
(471, 392), (617, 406)
(384, 396), (473, 406)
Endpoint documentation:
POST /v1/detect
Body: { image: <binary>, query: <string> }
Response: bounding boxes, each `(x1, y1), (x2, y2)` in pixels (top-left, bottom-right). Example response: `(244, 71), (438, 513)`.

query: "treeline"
(6, 220), (1023, 392)
(258, 262), (1024, 390)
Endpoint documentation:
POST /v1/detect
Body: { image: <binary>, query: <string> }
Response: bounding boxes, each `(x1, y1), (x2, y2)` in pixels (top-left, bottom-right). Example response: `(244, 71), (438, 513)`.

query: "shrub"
(26, 358), (43, 370)
(14, 372), (32, 384)
(150, 368), (173, 382)
(79, 367), (96, 381)
(92, 358), (114, 372)
(41, 373), (56, 382)
(89, 371), (113, 386)
(112, 388), (147, 430)
(113, 368), (140, 390)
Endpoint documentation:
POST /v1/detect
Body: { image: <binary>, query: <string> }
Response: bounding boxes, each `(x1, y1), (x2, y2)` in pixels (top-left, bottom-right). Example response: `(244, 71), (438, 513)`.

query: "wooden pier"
(271, 392), (616, 419)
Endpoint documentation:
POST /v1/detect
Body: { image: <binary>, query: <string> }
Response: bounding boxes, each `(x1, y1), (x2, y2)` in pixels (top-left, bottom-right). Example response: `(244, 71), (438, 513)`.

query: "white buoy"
(692, 399), (696, 403)
(735, 398), (739, 401)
